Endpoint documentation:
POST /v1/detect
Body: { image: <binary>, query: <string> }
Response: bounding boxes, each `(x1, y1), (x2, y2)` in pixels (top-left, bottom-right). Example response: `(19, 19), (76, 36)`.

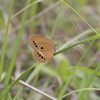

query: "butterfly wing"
(29, 36), (55, 49)
(34, 49), (48, 63)
(29, 36), (40, 50)
(29, 36), (56, 63)
(34, 42), (55, 62)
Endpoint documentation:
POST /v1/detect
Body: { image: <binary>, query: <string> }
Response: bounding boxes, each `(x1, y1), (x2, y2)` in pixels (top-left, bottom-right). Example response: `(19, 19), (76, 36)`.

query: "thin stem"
(60, 0), (99, 35)
(16, 80), (57, 100)
(54, 34), (100, 56)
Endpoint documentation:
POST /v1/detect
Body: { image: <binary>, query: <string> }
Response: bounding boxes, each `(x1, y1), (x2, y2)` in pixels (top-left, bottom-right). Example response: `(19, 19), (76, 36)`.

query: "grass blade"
(0, 0), (14, 81)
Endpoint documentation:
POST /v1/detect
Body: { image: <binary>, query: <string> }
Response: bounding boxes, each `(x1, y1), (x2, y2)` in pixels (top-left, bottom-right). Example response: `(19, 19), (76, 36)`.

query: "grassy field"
(0, 0), (100, 100)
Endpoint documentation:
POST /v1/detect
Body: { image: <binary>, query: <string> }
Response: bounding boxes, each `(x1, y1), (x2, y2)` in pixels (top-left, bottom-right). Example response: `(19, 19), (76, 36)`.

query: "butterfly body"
(29, 36), (56, 63)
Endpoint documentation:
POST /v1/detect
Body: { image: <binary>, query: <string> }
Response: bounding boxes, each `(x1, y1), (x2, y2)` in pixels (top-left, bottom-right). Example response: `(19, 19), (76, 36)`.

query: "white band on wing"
(38, 50), (46, 58)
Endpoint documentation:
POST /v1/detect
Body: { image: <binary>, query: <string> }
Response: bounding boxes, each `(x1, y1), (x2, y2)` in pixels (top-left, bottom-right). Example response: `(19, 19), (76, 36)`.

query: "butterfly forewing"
(29, 36), (40, 50)
(29, 36), (54, 48)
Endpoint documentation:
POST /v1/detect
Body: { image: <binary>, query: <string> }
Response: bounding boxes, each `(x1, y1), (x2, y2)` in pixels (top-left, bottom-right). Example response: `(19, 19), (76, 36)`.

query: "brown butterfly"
(29, 36), (57, 63)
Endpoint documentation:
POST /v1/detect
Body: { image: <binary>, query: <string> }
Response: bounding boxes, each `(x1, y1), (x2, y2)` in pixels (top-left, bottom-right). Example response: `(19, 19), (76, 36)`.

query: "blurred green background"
(0, 0), (100, 100)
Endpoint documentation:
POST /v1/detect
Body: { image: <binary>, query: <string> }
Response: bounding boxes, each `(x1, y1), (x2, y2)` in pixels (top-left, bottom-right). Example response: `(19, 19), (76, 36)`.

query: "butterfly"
(29, 36), (57, 63)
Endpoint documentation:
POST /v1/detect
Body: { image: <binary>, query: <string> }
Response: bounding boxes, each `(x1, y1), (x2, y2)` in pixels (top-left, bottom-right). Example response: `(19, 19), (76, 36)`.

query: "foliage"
(0, 0), (100, 100)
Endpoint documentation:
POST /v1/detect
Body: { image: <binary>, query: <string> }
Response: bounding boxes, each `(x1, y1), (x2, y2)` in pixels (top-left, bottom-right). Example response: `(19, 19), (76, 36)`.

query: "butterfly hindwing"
(34, 49), (48, 63)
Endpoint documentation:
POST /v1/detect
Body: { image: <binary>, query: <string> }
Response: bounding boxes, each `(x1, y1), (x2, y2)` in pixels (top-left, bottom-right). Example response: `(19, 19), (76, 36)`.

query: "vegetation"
(0, 0), (100, 100)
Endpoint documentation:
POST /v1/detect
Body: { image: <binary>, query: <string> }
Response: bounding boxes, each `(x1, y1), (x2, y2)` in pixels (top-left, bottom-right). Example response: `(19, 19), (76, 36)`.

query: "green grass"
(0, 0), (100, 100)
(0, 0), (14, 81)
